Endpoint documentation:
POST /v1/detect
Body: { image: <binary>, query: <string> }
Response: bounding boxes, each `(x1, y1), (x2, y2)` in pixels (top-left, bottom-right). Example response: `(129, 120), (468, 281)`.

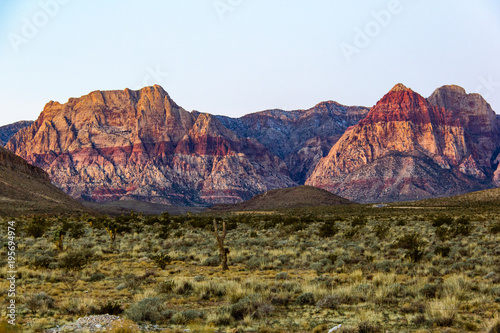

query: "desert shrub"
(175, 281), (194, 295)
(373, 223), (390, 240)
(436, 219), (474, 240)
(89, 272), (106, 282)
(275, 272), (290, 280)
(25, 216), (48, 238)
(151, 253), (172, 269)
(202, 255), (220, 267)
(158, 225), (171, 239)
(395, 219), (406, 226)
(171, 309), (205, 324)
(375, 260), (394, 272)
(419, 284), (441, 299)
(69, 222), (86, 239)
(435, 245), (451, 257)
(488, 319), (500, 333)
(490, 221), (500, 234)
(124, 274), (149, 291)
(435, 226), (451, 241)
(58, 249), (93, 271)
(319, 220), (339, 238)
(427, 296), (458, 327)
(210, 311), (233, 326)
(295, 292), (315, 306)
(125, 297), (165, 323)
(432, 214), (454, 227)
(395, 233), (427, 262)
(246, 256), (262, 270)
(288, 222), (307, 232)
(30, 252), (56, 269)
(316, 295), (340, 309)
(357, 320), (382, 333)
(156, 280), (175, 294)
(25, 292), (55, 314)
(351, 216), (367, 227)
(344, 225), (363, 239)
(199, 282), (227, 300)
(95, 300), (123, 315)
(229, 297), (274, 320)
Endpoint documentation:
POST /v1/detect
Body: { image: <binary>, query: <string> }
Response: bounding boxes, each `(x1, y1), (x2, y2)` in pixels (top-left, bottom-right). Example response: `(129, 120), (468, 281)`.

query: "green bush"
(30, 252), (56, 269)
(435, 245), (451, 257)
(25, 292), (55, 314)
(229, 296), (274, 320)
(357, 320), (382, 333)
(395, 233), (427, 262)
(25, 216), (48, 238)
(318, 220), (339, 238)
(151, 253), (172, 269)
(95, 300), (123, 315)
(373, 223), (390, 239)
(431, 214), (454, 227)
(351, 216), (367, 227)
(295, 292), (315, 306)
(125, 297), (165, 323)
(202, 255), (220, 267)
(156, 280), (175, 294)
(58, 249), (93, 271)
(316, 295), (340, 309)
(275, 272), (290, 280)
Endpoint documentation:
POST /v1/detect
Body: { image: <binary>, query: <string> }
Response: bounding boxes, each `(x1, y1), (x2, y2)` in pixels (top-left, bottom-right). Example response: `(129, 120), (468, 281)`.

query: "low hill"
(392, 186), (500, 208)
(0, 146), (87, 215)
(210, 185), (352, 211)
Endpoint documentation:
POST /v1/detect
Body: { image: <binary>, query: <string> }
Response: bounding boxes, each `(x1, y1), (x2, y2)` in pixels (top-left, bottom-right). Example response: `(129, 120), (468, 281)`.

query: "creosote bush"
(395, 232), (427, 262)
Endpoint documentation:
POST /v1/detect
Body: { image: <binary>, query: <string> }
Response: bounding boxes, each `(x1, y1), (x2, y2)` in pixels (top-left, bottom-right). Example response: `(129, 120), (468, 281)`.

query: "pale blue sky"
(0, 0), (499, 126)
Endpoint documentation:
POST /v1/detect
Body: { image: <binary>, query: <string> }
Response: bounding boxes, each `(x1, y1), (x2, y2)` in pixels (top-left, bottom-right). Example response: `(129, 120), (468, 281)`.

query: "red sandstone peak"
(305, 83), (496, 202)
(390, 83), (410, 92)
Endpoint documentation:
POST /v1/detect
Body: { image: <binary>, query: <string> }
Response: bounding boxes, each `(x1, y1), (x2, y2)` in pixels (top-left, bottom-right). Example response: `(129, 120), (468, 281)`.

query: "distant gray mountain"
(0, 121), (33, 146)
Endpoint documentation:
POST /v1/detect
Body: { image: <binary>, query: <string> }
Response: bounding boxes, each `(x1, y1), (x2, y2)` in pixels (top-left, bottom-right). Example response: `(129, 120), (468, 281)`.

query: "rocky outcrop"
(7, 86), (295, 205)
(0, 121), (33, 146)
(306, 84), (497, 202)
(428, 85), (500, 171)
(217, 101), (370, 183)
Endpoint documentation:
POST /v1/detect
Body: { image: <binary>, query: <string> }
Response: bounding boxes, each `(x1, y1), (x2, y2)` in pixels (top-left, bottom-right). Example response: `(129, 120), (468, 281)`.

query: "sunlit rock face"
(306, 84), (499, 202)
(7, 85), (295, 205)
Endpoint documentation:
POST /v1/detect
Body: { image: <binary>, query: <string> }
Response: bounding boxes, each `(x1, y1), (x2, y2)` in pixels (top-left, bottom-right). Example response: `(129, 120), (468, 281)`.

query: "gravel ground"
(45, 314), (167, 332)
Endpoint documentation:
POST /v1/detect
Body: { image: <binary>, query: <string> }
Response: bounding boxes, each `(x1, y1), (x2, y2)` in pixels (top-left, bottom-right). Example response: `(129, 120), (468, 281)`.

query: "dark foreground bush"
(395, 233), (427, 263)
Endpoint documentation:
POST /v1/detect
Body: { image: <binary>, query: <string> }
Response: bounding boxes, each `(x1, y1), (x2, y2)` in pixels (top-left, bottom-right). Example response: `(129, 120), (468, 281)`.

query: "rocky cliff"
(7, 86), (295, 205)
(217, 101), (370, 183)
(306, 84), (499, 202)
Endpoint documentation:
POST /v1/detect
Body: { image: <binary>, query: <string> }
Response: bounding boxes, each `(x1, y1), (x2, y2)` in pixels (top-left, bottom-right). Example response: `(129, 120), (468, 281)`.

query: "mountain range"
(4, 84), (500, 205)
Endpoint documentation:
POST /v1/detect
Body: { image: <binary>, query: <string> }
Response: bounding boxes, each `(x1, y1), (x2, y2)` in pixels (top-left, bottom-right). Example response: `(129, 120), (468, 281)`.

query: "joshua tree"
(103, 220), (118, 245)
(53, 229), (65, 252)
(213, 219), (229, 271)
